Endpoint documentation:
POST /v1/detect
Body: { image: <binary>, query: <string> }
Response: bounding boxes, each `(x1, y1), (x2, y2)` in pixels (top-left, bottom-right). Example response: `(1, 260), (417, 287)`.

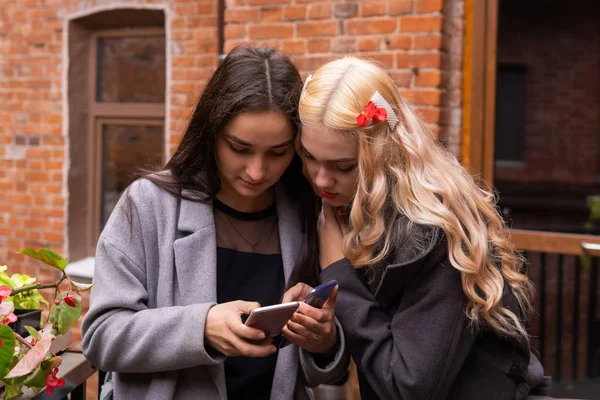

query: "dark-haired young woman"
(82, 46), (349, 400)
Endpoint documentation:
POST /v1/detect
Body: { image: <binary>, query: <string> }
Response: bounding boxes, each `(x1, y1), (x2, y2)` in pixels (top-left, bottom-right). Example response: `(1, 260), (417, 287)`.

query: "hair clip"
(302, 74), (313, 93)
(357, 91), (398, 130)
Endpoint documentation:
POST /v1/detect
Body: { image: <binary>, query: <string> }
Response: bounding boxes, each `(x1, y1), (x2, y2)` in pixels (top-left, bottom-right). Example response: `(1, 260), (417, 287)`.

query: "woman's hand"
(281, 283), (338, 354)
(205, 300), (276, 357)
(318, 204), (348, 270)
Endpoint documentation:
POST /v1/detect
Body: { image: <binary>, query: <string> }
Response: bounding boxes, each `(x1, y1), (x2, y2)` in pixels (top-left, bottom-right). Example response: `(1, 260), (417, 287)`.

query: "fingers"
(322, 285), (339, 309)
(290, 308), (329, 335)
(228, 335), (277, 358)
(233, 300), (261, 315)
(282, 283), (313, 303)
(230, 320), (267, 341)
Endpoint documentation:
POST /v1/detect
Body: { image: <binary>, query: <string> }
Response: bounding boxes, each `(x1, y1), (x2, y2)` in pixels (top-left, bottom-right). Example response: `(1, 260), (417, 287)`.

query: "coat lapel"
(271, 184), (304, 400)
(172, 196), (226, 398)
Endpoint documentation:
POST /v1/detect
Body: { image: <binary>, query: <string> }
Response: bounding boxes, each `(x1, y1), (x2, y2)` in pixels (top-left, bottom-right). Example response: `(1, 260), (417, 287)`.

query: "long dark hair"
(127, 45), (321, 286)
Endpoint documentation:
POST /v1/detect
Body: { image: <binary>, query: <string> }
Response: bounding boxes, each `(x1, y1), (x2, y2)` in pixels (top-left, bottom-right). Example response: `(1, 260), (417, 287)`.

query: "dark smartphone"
(304, 280), (338, 309)
(278, 280), (339, 349)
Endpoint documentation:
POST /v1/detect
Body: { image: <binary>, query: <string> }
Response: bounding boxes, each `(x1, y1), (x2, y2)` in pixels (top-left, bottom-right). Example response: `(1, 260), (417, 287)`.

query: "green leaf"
(40, 249), (62, 260)
(49, 304), (60, 335)
(23, 362), (52, 388)
(0, 325), (17, 380)
(0, 266), (15, 289)
(10, 273), (36, 288)
(56, 297), (82, 335)
(70, 279), (94, 293)
(24, 326), (42, 342)
(18, 249), (59, 269)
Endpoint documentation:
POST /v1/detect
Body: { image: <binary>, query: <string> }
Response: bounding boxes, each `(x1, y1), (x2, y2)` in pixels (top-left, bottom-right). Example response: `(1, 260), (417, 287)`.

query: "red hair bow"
(356, 101), (388, 127)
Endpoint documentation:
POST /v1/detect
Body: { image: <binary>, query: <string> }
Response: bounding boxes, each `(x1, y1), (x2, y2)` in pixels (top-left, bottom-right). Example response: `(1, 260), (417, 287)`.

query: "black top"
(215, 199), (284, 400)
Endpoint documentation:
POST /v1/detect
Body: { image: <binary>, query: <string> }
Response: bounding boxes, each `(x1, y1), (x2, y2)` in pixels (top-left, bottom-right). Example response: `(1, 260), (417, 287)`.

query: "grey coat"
(81, 179), (349, 400)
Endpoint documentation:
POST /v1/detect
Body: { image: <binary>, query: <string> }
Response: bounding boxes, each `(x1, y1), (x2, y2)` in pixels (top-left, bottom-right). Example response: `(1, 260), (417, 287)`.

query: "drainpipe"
(218, 0), (226, 63)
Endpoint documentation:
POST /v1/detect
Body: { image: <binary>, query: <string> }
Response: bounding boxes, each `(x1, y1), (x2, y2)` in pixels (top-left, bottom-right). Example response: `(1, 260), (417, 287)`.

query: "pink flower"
(4, 313), (17, 324)
(45, 368), (65, 395)
(0, 285), (11, 302)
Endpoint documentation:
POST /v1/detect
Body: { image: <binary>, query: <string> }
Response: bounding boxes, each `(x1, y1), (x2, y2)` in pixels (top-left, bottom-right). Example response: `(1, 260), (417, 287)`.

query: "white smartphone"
(244, 301), (300, 337)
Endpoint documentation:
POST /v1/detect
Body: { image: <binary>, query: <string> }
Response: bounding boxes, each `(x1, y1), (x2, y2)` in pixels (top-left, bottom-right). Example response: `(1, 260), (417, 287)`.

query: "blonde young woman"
(283, 57), (545, 399)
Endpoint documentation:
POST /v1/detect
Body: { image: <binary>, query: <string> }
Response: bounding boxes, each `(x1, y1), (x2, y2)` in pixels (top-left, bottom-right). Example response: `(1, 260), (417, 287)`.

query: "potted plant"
(0, 265), (48, 337)
(0, 248), (92, 399)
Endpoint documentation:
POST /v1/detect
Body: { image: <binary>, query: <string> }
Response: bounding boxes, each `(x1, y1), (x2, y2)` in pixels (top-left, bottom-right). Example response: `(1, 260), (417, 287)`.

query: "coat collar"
(172, 183), (303, 399)
(374, 224), (446, 306)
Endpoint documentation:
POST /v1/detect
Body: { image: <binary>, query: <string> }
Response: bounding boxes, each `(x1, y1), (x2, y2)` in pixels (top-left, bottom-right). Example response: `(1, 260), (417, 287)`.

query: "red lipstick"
(319, 190), (338, 199)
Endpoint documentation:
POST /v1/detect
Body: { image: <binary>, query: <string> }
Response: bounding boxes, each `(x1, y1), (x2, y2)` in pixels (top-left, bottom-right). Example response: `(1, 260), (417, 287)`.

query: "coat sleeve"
(320, 258), (475, 400)
(81, 188), (225, 373)
(298, 318), (351, 387)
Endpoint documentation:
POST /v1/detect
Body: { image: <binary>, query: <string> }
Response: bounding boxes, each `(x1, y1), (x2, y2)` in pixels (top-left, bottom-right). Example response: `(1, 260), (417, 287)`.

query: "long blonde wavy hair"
(299, 57), (533, 339)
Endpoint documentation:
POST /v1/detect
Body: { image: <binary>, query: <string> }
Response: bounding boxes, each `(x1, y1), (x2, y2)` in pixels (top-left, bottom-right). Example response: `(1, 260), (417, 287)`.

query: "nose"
(245, 155), (266, 182)
(314, 166), (334, 190)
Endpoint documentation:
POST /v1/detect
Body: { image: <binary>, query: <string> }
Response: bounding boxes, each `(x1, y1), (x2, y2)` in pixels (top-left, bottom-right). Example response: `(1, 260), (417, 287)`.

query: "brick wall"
(225, 0), (463, 142)
(495, 2), (600, 186)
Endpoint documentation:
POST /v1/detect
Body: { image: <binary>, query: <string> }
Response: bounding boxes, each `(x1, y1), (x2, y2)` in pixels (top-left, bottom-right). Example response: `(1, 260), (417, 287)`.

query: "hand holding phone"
(303, 280), (338, 309)
(244, 301), (299, 337)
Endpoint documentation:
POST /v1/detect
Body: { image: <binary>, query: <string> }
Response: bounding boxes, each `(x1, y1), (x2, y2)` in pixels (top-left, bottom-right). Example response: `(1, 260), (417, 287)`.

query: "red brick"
(390, 70), (413, 87)
(400, 88), (441, 106)
(262, 8), (283, 21)
(414, 34), (443, 49)
(307, 39), (330, 53)
(247, 0), (288, 5)
(347, 18), (397, 35)
(417, 107), (441, 123)
(225, 24), (246, 39)
(389, 0), (413, 15)
(308, 3), (332, 19)
(416, 70), (441, 87)
(282, 39), (305, 55)
(365, 53), (394, 69)
(396, 52), (441, 68)
(334, 3), (358, 18)
(416, 0), (443, 13)
(295, 55), (336, 71)
(400, 15), (442, 32)
(297, 21), (338, 37)
(43, 232), (64, 243)
(249, 23), (292, 39)
(357, 37), (381, 52)
(331, 38), (356, 53)
(225, 9), (259, 23)
(361, 1), (387, 17)
(284, 6), (306, 20)
(387, 34), (412, 50)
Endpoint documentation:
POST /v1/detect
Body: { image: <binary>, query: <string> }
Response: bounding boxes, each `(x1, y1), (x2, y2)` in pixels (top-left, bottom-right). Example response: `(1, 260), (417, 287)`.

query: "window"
(68, 12), (166, 264)
(494, 63), (527, 165)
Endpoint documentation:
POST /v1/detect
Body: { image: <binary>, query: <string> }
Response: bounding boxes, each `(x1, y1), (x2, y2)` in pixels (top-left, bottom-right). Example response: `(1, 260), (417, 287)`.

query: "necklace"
(222, 214), (278, 252)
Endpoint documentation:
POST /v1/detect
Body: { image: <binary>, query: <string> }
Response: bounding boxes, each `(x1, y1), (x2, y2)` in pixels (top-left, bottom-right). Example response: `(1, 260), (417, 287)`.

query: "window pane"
(101, 123), (164, 228)
(96, 36), (166, 103)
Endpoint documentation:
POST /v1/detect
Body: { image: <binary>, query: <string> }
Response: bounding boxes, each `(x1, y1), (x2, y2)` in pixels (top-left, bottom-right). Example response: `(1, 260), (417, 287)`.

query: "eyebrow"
(224, 134), (294, 149)
(301, 144), (358, 163)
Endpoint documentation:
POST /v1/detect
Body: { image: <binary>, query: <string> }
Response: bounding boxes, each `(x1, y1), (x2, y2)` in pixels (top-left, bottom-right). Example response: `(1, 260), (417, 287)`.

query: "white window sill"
(65, 257), (95, 283)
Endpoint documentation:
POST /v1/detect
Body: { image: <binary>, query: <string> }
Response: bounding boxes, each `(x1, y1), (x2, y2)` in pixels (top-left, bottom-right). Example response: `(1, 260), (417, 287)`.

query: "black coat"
(321, 227), (532, 400)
